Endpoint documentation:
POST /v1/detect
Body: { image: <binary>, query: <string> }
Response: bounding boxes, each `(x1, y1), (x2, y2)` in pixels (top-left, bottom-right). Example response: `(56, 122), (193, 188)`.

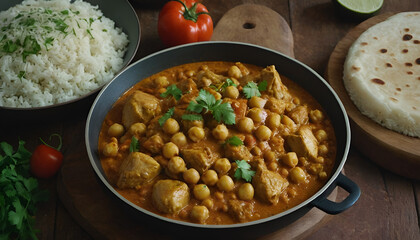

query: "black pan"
(85, 41), (360, 239)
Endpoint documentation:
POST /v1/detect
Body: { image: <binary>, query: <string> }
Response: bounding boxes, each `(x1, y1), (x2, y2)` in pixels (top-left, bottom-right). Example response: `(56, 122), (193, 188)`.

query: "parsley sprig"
(129, 136), (140, 152)
(0, 141), (49, 240)
(225, 136), (243, 146)
(160, 84), (182, 101)
(243, 80), (268, 99)
(187, 89), (236, 125)
(234, 160), (256, 182)
(158, 107), (175, 126)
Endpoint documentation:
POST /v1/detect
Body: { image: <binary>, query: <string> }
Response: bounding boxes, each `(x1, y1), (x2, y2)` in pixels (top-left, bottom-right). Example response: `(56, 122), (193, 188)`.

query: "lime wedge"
(335, 0), (383, 19)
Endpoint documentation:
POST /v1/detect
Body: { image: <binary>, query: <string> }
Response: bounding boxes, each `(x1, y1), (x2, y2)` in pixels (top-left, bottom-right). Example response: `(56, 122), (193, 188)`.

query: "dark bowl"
(0, 0), (140, 121)
(86, 42), (360, 238)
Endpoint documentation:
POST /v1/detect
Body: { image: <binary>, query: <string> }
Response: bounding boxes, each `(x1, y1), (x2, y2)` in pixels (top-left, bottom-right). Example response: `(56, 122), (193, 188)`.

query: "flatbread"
(343, 12), (420, 137)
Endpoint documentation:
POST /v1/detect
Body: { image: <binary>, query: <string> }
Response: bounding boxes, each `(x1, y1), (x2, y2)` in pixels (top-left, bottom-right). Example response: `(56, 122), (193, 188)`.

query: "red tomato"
(158, 0), (213, 47)
(30, 135), (63, 179)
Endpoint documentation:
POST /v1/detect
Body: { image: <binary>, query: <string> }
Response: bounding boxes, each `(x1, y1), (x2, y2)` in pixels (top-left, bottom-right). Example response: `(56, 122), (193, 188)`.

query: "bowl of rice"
(0, 0), (140, 113)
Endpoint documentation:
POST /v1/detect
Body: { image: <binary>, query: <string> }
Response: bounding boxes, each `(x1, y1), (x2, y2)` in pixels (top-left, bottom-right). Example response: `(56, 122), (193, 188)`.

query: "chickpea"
(224, 86), (239, 99)
(247, 107), (266, 123)
(228, 65), (242, 79)
(238, 183), (254, 201)
(237, 117), (254, 133)
(163, 118), (180, 135)
(183, 119), (203, 130)
(167, 156), (186, 174)
(281, 115), (296, 130)
(201, 170), (218, 186)
(193, 184), (210, 200)
(217, 175), (234, 192)
(162, 142), (179, 159)
(214, 191), (224, 200)
(108, 123), (124, 137)
(183, 168), (200, 184)
(255, 125), (272, 141)
(319, 171), (328, 180)
(264, 151), (276, 162)
(290, 167), (306, 183)
(292, 97), (301, 105)
(309, 109), (324, 123)
(248, 96), (266, 108)
(212, 124), (229, 141)
(266, 113), (281, 130)
(188, 126), (205, 142)
(190, 205), (209, 223)
(318, 144), (329, 155)
(185, 70), (195, 77)
(282, 152), (298, 168)
(251, 146), (262, 156)
(213, 158), (231, 175)
(171, 132), (187, 147)
(314, 156), (325, 164)
(268, 161), (278, 171)
(280, 168), (289, 178)
(129, 122), (146, 136)
(154, 76), (169, 88)
(103, 139), (118, 157)
(157, 88), (167, 95)
(315, 129), (328, 142)
(202, 198), (214, 209)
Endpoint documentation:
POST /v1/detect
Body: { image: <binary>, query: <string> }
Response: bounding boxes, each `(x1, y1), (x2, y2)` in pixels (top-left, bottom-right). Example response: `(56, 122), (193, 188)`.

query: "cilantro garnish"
(187, 89), (236, 125)
(225, 136), (243, 146)
(0, 141), (49, 240)
(242, 80), (268, 99)
(18, 71), (26, 80)
(129, 136), (140, 152)
(22, 36), (41, 61)
(181, 114), (203, 121)
(160, 84), (182, 101)
(158, 107), (175, 126)
(234, 160), (256, 182)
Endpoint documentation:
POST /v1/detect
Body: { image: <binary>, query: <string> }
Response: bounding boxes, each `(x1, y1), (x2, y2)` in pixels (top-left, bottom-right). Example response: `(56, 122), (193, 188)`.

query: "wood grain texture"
(326, 13), (420, 180)
(211, 4), (294, 57)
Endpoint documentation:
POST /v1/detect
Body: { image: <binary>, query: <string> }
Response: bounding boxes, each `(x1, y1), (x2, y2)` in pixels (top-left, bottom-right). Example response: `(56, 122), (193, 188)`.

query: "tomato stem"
(39, 133), (62, 151)
(173, 0), (209, 23)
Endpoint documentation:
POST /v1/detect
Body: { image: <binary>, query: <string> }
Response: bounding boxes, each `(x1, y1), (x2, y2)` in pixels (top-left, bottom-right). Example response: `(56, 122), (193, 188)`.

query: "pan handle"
(311, 173), (361, 214)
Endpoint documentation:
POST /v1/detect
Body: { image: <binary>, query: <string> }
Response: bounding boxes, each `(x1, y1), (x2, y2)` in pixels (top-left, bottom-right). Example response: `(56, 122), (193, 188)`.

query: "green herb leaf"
(60, 10), (69, 15)
(187, 89), (236, 125)
(160, 84), (182, 101)
(2, 40), (18, 53)
(53, 18), (69, 34)
(234, 160), (256, 182)
(18, 71), (26, 80)
(22, 36), (41, 61)
(225, 136), (243, 146)
(0, 140), (49, 239)
(158, 107), (175, 126)
(129, 136), (140, 153)
(258, 80), (268, 92)
(243, 81), (260, 99)
(221, 78), (237, 89)
(181, 114), (203, 121)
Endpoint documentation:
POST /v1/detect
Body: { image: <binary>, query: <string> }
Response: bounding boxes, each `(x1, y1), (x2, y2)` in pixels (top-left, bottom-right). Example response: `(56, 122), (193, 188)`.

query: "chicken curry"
(98, 61), (336, 224)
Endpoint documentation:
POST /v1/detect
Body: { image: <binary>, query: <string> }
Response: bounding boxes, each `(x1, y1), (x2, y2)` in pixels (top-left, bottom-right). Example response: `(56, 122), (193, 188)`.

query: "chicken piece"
(122, 90), (162, 128)
(181, 147), (215, 174)
(152, 179), (190, 214)
(286, 125), (318, 160)
(142, 133), (165, 154)
(117, 152), (161, 189)
(261, 65), (291, 101)
(176, 78), (197, 93)
(197, 69), (226, 85)
(224, 144), (253, 161)
(228, 200), (255, 222)
(235, 62), (250, 76)
(288, 105), (309, 126)
(252, 161), (288, 204)
(265, 97), (286, 115)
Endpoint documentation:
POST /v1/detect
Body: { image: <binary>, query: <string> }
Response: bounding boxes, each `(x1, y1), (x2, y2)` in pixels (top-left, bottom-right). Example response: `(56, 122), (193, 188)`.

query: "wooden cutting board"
(326, 12), (420, 180)
(57, 4), (339, 239)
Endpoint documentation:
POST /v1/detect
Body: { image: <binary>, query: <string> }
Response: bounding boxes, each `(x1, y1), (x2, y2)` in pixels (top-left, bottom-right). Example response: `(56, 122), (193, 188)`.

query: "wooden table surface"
(2, 0), (420, 239)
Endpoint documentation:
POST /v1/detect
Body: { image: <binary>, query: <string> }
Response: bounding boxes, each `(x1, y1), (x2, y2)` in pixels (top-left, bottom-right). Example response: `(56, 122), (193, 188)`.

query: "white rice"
(0, 0), (129, 108)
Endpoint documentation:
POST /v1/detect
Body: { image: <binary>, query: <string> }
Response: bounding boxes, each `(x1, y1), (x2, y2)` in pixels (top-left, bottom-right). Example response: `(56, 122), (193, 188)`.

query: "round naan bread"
(343, 12), (420, 137)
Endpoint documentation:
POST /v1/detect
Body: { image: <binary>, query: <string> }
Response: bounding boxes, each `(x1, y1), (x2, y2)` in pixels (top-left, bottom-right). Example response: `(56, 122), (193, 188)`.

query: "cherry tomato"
(158, 0), (213, 47)
(30, 134), (63, 179)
